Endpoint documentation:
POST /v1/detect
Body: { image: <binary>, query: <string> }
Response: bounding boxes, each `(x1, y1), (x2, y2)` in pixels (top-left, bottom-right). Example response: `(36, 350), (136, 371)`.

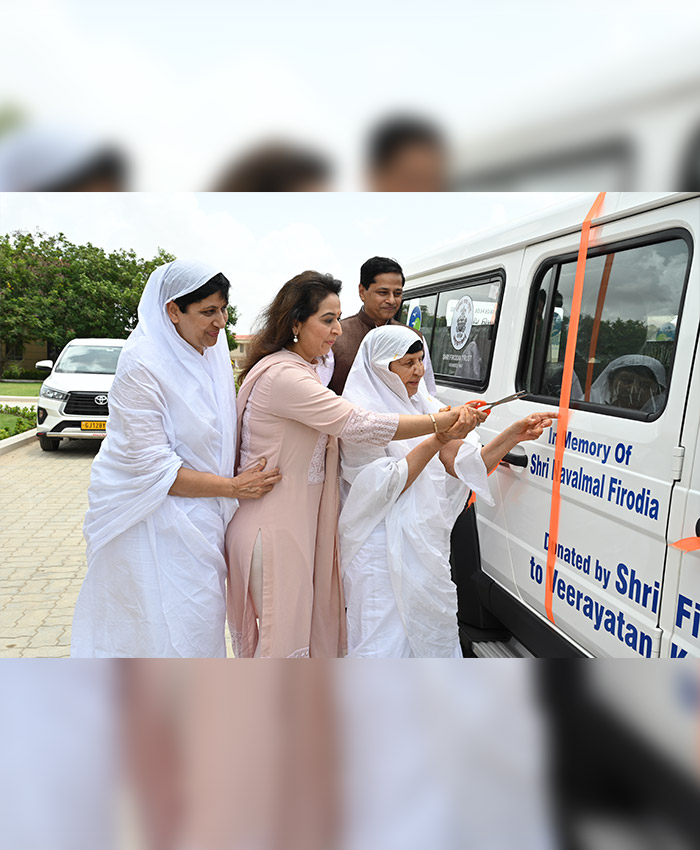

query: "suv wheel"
(38, 434), (60, 452)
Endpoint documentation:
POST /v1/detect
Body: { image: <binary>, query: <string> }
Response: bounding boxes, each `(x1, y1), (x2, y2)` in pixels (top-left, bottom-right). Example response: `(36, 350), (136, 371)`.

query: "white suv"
(35, 338), (126, 451)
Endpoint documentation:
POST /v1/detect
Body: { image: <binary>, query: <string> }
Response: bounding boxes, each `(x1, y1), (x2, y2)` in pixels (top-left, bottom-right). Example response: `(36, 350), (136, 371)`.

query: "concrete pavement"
(0, 438), (98, 657)
(0, 394), (39, 411)
(0, 435), (235, 657)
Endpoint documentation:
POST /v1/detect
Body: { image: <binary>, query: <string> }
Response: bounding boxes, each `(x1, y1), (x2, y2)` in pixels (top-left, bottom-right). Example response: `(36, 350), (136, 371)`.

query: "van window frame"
(401, 268), (505, 392)
(516, 227), (694, 422)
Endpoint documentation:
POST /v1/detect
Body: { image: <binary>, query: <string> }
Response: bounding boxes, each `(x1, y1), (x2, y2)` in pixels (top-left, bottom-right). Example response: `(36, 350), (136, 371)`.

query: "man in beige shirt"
(328, 256), (436, 395)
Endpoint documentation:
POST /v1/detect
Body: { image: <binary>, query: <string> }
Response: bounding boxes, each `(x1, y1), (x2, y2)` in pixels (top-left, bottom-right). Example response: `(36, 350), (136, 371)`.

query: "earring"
(293, 331), (299, 343)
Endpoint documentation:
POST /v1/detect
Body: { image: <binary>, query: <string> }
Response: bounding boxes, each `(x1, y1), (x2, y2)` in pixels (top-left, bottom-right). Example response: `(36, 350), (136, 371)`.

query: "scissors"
(468, 390), (528, 414)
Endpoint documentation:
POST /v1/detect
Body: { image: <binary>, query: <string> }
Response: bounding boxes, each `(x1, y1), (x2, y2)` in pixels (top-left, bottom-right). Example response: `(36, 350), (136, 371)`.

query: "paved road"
(0, 438), (99, 657)
(0, 395), (39, 410)
(0, 436), (235, 657)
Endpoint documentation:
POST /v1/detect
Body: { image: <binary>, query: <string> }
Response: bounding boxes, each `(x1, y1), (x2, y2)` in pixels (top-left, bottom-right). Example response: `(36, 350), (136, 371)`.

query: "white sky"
(0, 191), (587, 333)
(3, 1), (700, 188)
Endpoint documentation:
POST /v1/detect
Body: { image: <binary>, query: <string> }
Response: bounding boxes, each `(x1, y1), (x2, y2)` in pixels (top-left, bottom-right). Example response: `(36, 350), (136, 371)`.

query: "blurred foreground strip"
(0, 660), (698, 849)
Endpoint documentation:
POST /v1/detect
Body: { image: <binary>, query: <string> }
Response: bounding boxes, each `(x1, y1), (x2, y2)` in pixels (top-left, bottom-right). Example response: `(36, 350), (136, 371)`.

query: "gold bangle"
(429, 413), (438, 433)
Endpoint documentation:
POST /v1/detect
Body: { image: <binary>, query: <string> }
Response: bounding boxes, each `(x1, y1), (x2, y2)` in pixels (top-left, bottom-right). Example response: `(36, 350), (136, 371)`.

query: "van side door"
(659, 275), (700, 657)
(479, 199), (697, 656)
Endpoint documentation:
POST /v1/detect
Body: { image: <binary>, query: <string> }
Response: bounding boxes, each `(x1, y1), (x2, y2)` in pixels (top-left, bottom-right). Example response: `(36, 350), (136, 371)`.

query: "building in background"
(230, 334), (252, 372)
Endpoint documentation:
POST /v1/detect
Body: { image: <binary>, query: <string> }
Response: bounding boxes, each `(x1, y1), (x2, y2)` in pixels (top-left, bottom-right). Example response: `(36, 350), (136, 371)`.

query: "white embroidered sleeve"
(453, 436), (494, 506)
(339, 407), (399, 446)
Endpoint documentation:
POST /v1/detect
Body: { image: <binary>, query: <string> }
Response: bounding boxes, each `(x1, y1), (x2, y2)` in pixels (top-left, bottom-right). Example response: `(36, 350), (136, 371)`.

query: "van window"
(397, 294), (438, 347)
(432, 280), (502, 385)
(400, 274), (503, 389)
(521, 233), (690, 419)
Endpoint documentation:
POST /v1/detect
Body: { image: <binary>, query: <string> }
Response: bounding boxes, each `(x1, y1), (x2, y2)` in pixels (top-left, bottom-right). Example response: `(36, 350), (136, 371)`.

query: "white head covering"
(122, 258), (237, 476)
(590, 354), (667, 413)
(83, 259), (238, 558)
(343, 324), (441, 421)
(127, 257), (235, 396)
(315, 349), (335, 387)
(0, 124), (114, 190)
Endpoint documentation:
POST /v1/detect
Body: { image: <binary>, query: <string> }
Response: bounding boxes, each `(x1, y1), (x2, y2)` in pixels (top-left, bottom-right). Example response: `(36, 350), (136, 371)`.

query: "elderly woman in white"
(339, 325), (555, 658)
(71, 260), (281, 657)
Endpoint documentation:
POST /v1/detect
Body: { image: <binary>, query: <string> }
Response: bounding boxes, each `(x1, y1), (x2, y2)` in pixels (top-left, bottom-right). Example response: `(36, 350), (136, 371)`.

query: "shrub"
(0, 364), (45, 380)
(1, 363), (24, 380)
(19, 368), (46, 380)
(0, 403), (36, 439)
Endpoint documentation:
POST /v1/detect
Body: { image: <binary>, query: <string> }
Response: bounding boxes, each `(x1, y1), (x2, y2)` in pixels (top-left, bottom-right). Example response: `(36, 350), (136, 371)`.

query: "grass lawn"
(0, 408), (36, 438)
(0, 381), (42, 396)
(0, 413), (19, 429)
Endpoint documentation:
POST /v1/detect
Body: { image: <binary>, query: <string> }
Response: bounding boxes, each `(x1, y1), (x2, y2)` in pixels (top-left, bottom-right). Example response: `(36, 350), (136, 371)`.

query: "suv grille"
(64, 392), (109, 416)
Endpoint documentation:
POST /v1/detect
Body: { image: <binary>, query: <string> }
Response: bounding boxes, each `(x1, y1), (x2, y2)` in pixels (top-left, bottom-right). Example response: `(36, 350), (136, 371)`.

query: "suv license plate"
(81, 421), (106, 431)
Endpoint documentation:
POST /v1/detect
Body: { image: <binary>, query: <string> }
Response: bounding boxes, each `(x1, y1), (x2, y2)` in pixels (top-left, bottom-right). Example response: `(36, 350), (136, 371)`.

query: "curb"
(0, 429), (38, 456)
(0, 396), (39, 410)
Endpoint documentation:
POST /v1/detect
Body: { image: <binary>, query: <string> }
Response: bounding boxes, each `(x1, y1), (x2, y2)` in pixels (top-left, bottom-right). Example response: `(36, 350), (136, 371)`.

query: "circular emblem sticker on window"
(408, 304), (422, 331)
(450, 296), (473, 351)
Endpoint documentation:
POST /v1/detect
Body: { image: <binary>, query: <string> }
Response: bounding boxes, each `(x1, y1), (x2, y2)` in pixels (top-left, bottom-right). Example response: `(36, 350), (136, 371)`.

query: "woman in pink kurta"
(225, 271), (474, 658)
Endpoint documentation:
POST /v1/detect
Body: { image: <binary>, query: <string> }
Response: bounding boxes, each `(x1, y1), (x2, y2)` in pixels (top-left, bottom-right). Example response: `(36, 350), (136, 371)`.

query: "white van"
(401, 192), (700, 658)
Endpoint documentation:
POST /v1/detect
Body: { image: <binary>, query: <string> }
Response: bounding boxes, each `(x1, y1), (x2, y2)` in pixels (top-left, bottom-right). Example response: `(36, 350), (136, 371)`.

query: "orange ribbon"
(545, 192), (606, 623)
(670, 537), (700, 552)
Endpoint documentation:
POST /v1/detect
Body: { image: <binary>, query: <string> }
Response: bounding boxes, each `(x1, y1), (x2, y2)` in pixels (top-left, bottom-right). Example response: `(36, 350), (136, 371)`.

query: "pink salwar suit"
(225, 349), (398, 658)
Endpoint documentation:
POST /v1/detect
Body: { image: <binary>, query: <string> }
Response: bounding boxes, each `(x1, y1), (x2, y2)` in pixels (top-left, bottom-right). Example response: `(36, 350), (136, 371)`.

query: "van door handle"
(501, 450), (528, 468)
(696, 518), (700, 537)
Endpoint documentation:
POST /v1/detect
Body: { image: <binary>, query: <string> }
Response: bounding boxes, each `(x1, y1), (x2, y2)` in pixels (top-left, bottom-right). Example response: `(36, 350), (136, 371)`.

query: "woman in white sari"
(339, 325), (555, 658)
(71, 260), (281, 658)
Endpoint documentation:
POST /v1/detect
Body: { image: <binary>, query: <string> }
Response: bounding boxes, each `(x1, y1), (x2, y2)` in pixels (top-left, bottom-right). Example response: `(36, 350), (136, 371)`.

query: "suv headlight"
(40, 385), (68, 401)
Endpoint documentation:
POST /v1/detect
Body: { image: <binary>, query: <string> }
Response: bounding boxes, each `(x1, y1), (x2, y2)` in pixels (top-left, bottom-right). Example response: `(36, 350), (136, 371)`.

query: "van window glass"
(524, 267), (555, 392)
(397, 294), (437, 348)
(525, 237), (689, 417)
(431, 279), (502, 384)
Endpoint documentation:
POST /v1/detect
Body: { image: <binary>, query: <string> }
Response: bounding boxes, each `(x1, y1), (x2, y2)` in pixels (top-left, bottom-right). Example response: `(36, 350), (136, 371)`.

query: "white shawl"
(83, 259), (237, 554)
(73, 260), (237, 657)
(339, 325), (493, 657)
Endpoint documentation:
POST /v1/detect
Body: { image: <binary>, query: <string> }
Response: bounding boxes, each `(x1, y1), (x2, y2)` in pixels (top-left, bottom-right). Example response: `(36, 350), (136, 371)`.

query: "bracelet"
(429, 413), (438, 433)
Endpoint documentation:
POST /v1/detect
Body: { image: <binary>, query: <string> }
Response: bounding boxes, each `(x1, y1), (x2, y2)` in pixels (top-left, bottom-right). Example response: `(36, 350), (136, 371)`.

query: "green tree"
(0, 231), (240, 373)
(225, 305), (239, 352)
